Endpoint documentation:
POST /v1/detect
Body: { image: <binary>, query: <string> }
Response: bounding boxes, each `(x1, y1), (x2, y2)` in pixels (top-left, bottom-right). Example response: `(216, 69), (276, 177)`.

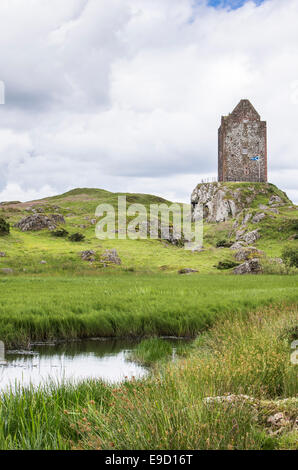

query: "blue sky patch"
(207, 0), (265, 10)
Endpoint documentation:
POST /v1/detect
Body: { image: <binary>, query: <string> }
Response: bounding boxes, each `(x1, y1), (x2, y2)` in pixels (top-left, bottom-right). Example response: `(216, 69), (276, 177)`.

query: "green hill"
(0, 184), (297, 275)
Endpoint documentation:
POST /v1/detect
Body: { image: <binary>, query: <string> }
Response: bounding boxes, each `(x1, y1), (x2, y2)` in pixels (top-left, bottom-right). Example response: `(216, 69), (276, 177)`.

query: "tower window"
(242, 148), (248, 155)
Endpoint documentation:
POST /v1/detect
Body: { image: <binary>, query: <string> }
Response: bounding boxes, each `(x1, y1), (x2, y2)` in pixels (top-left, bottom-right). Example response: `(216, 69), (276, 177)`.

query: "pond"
(0, 337), (188, 392)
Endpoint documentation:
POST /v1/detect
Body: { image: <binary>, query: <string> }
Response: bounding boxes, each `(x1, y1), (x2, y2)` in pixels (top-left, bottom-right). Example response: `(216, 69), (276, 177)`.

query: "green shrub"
(290, 219), (298, 231)
(0, 217), (10, 236)
(69, 233), (85, 242)
(216, 239), (233, 248)
(216, 260), (239, 270)
(51, 229), (69, 238)
(261, 259), (288, 275)
(282, 247), (298, 268)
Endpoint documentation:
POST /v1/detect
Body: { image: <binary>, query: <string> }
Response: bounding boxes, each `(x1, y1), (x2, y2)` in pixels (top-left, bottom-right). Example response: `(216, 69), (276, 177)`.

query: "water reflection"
(0, 339), (147, 391)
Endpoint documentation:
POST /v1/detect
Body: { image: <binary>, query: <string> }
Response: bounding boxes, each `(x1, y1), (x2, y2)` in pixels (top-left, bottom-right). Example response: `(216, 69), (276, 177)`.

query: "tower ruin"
(218, 99), (267, 182)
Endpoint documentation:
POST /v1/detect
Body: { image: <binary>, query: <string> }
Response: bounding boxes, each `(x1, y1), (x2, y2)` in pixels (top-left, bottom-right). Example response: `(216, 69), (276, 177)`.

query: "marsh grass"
(129, 338), (174, 366)
(0, 274), (297, 347)
(0, 304), (296, 450)
(129, 338), (194, 366)
(70, 305), (297, 450)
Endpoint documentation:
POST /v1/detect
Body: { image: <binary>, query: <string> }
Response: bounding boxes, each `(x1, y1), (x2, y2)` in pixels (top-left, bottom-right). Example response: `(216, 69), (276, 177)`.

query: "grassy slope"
(0, 304), (297, 450)
(0, 185), (297, 275)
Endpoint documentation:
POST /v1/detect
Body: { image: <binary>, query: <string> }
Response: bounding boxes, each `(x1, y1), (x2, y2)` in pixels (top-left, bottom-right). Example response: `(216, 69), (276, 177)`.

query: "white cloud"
(0, 0), (297, 204)
(0, 183), (56, 203)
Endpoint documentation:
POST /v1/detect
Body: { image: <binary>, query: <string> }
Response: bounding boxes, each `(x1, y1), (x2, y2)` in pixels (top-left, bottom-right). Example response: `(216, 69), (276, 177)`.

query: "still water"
(0, 339), (148, 391)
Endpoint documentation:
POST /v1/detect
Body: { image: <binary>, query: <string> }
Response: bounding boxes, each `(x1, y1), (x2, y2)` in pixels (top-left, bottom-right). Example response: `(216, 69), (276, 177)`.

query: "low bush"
(216, 239), (233, 248)
(69, 233), (85, 242)
(282, 246), (298, 268)
(0, 217), (10, 236)
(51, 228), (69, 238)
(216, 260), (239, 270)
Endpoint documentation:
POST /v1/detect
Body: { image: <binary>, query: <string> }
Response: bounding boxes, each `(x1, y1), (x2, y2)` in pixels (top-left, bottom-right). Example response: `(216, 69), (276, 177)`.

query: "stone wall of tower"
(218, 100), (267, 183)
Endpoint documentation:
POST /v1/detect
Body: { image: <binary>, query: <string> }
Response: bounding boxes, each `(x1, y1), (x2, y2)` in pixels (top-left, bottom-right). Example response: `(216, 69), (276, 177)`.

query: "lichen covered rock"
(242, 230), (260, 244)
(252, 212), (266, 224)
(178, 268), (199, 274)
(233, 258), (262, 274)
(100, 249), (121, 267)
(191, 182), (291, 223)
(80, 250), (96, 262)
(0, 268), (13, 274)
(15, 214), (65, 232)
(234, 247), (264, 262)
(191, 183), (237, 223)
(230, 241), (246, 250)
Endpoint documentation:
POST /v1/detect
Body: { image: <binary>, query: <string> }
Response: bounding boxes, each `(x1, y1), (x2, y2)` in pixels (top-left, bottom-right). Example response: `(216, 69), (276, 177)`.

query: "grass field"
(0, 274), (297, 347)
(0, 304), (296, 450)
(0, 185), (297, 450)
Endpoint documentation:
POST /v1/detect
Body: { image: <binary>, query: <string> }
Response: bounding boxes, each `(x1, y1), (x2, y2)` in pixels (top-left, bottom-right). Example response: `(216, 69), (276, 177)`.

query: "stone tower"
(218, 99), (267, 182)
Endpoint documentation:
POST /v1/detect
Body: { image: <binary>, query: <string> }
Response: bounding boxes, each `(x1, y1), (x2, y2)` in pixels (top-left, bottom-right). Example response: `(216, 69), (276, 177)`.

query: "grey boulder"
(233, 258), (262, 275)
(15, 214), (65, 232)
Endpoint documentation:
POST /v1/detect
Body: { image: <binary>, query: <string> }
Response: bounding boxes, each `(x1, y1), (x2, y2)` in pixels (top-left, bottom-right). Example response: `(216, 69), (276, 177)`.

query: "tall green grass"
(0, 274), (297, 347)
(68, 304), (298, 450)
(129, 338), (173, 366)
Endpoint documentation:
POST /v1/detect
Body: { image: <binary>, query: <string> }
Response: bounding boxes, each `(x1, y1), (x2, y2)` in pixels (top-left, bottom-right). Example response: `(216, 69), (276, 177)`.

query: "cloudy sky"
(0, 0), (297, 203)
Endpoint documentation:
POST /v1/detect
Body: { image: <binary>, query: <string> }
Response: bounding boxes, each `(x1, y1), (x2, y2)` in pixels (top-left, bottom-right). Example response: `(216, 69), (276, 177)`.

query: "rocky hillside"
(191, 182), (291, 223)
(0, 185), (297, 275)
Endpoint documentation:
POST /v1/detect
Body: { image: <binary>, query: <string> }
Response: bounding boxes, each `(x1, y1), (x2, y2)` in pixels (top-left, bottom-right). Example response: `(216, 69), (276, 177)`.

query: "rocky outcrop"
(233, 258), (262, 275)
(234, 247), (264, 262)
(0, 268), (13, 274)
(191, 182), (291, 223)
(15, 214), (65, 232)
(203, 395), (298, 437)
(178, 268), (199, 274)
(235, 228), (260, 245)
(230, 241), (246, 250)
(203, 394), (256, 406)
(242, 230), (261, 244)
(130, 221), (185, 247)
(269, 195), (282, 205)
(252, 212), (266, 224)
(100, 249), (121, 267)
(191, 183), (237, 223)
(80, 250), (96, 262)
(268, 258), (283, 264)
(235, 229), (246, 241)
